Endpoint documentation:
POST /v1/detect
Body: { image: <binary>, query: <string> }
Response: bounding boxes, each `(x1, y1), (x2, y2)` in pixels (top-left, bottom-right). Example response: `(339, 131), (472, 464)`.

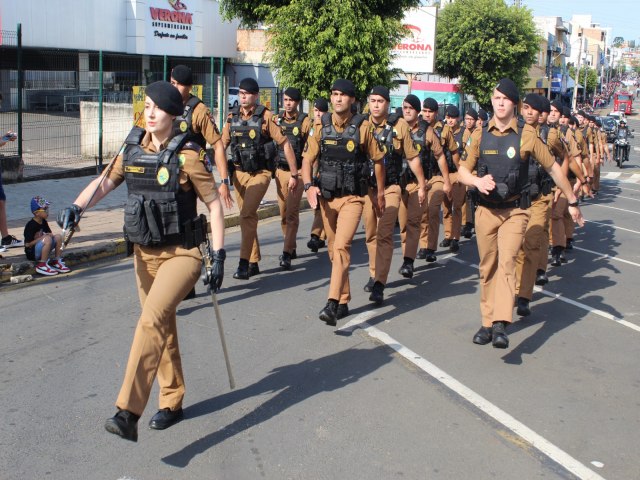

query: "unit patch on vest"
(200, 149), (213, 172)
(178, 153), (186, 168)
(179, 121), (188, 133)
(249, 129), (256, 139)
(157, 166), (170, 185)
(292, 126), (299, 136)
(346, 140), (356, 152)
(125, 166), (145, 174)
(507, 147), (516, 159)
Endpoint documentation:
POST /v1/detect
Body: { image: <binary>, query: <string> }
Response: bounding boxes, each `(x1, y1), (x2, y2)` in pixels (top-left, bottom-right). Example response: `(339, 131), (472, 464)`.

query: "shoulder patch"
(199, 149), (213, 172)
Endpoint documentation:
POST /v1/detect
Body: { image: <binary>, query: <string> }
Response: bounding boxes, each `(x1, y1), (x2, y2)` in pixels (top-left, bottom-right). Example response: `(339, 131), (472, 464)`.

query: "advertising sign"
(391, 7), (437, 74)
(133, 85), (202, 125)
(145, 0), (199, 56)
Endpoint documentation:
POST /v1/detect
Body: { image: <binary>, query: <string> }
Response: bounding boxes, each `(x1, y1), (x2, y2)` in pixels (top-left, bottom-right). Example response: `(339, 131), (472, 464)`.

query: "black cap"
(445, 105), (460, 118)
(523, 93), (544, 113)
(569, 116), (578, 126)
(478, 109), (489, 121)
(283, 87), (301, 102)
(370, 85), (390, 102)
(495, 78), (519, 104)
(239, 77), (260, 94)
(561, 106), (571, 118)
(314, 97), (329, 112)
(145, 81), (184, 116)
(550, 100), (563, 113)
(171, 65), (193, 86)
(422, 97), (439, 111)
(465, 107), (478, 120)
(577, 109), (587, 118)
(403, 94), (421, 112)
(540, 96), (551, 114)
(331, 79), (356, 97)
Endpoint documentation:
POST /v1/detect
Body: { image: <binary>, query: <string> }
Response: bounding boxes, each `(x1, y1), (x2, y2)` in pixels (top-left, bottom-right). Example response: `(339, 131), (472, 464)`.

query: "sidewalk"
(0, 171), (304, 284)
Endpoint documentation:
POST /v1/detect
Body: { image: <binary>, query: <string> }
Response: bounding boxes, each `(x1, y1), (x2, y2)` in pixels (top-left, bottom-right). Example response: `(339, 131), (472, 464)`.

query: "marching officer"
(476, 109), (489, 128)
(457, 78), (584, 349)
(440, 105), (467, 252)
(460, 107), (479, 239)
(307, 98), (329, 253)
(274, 87), (311, 269)
(416, 98), (453, 262)
(301, 79), (385, 325)
(221, 78), (299, 280)
(59, 81), (226, 441)
(362, 86), (426, 304)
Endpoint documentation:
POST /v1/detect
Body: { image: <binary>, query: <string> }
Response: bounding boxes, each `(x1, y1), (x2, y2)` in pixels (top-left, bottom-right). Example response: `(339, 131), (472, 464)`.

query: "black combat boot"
(319, 299), (339, 326)
(517, 297), (531, 317)
(105, 409), (140, 442)
(336, 303), (349, 320)
(363, 277), (375, 292)
(491, 321), (509, 349)
(535, 269), (549, 285)
(307, 235), (324, 252)
(399, 257), (414, 278)
(461, 223), (474, 239)
(550, 246), (563, 267)
(472, 326), (492, 345)
(449, 239), (460, 253)
(439, 238), (452, 248)
(425, 249), (437, 262)
(565, 238), (573, 250)
(248, 262), (260, 277)
(369, 281), (385, 305)
(416, 248), (428, 260)
(233, 259), (250, 280)
(279, 252), (292, 271)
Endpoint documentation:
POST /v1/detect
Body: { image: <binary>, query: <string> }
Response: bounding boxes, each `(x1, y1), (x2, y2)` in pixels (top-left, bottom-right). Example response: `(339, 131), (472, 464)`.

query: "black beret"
(596, 119), (602, 127)
(445, 105), (460, 118)
(239, 77), (260, 94)
(331, 79), (356, 97)
(550, 100), (563, 113)
(370, 85), (390, 102)
(540, 96), (551, 113)
(145, 81), (184, 116)
(314, 98), (329, 112)
(495, 78), (519, 104)
(465, 107), (478, 120)
(283, 87), (301, 101)
(422, 97), (439, 111)
(577, 109), (587, 118)
(588, 114), (597, 122)
(523, 93), (544, 113)
(403, 94), (421, 112)
(171, 65), (193, 86)
(478, 109), (489, 121)
(569, 116), (578, 126)
(561, 106), (571, 118)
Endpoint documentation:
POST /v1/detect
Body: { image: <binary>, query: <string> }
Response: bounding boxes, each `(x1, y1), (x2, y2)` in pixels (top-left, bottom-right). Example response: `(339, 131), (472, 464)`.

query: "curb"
(1, 198), (311, 283)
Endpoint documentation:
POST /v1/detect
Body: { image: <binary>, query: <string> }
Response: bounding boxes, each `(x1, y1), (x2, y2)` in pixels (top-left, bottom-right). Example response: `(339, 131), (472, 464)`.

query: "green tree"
(434, 0), (539, 108)
(612, 36), (624, 48)
(219, 0), (419, 101)
(568, 65), (598, 96)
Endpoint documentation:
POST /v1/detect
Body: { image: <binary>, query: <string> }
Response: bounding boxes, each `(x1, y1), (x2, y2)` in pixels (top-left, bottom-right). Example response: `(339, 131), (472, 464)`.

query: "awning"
(566, 76), (584, 90)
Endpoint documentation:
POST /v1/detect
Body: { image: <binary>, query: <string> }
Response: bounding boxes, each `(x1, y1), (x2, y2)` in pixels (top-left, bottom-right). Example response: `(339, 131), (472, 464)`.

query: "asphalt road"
(2, 122), (640, 480)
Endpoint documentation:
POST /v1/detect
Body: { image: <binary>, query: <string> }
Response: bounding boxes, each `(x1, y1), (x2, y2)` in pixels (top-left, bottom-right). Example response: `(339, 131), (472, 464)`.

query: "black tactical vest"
(228, 105), (276, 173)
(122, 127), (199, 247)
(527, 124), (553, 198)
(373, 114), (403, 186)
(174, 95), (206, 149)
(477, 122), (529, 206)
(408, 119), (432, 181)
(318, 113), (369, 199)
(276, 112), (307, 169)
(430, 123), (446, 176)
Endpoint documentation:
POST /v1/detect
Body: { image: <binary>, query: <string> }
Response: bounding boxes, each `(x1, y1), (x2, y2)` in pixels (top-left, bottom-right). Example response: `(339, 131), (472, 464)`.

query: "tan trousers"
(515, 193), (552, 301)
(320, 195), (365, 304)
(363, 185), (402, 284)
(116, 244), (202, 416)
(442, 173), (466, 240)
(233, 169), (272, 262)
(475, 205), (530, 327)
(275, 168), (304, 253)
(419, 177), (445, 250)
(310, 209), (326, 240)
(551, 194), (568, 248)
(593, 162), (601, 191)
(399, 181), (427, 260)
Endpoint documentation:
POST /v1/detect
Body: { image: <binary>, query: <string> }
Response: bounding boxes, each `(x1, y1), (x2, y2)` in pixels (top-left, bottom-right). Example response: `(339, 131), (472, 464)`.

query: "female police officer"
(58, 81), (226, 441)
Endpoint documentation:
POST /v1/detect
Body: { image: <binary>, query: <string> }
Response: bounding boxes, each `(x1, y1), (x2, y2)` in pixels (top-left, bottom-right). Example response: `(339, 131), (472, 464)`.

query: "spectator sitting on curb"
(0, 122), (24, 252)
(24, 196), (71, 276)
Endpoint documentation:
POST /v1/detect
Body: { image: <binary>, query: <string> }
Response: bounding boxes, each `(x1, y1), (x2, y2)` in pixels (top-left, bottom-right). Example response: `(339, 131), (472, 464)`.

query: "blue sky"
(526, 0), (639, 43)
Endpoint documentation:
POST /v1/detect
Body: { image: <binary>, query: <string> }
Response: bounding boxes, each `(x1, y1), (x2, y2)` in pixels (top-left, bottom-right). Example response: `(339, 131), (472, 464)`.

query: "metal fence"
(0, 25), (247, 180)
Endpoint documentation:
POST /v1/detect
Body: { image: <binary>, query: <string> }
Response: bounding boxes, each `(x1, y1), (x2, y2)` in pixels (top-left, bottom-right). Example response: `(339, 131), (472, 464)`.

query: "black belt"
(477, 197), (520, 210)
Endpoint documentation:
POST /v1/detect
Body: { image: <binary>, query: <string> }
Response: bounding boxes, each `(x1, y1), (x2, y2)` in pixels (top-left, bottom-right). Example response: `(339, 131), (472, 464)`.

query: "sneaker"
(1, 235), (24, 248)
(36, 262), (58, 276)
(51, 259), (71, 273)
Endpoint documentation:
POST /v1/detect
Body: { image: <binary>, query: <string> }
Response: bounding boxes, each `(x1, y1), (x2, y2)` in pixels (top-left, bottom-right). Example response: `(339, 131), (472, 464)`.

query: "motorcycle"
(614, 129), (631, 168)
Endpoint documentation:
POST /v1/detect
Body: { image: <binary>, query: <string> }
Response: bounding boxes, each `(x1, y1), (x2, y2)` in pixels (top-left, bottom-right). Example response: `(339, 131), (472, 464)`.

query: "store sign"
(391, 7), (437, 74)
(145, 0), (199, 56)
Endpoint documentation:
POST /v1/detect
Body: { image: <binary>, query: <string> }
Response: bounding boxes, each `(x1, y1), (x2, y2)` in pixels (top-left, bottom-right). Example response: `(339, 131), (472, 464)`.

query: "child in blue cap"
(24, 196), (70, 275)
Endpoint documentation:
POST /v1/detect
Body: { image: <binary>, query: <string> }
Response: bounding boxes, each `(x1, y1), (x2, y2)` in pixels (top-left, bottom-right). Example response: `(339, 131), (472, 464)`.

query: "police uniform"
(274, 88), (311, 268)
(221, 78), (292, 279)
(363, 86), (423, 304)
(459, 109), (478, 237)
(301, 79), (384, 325)
(307, 98), (330, 253)
(441, 105), (466, 251)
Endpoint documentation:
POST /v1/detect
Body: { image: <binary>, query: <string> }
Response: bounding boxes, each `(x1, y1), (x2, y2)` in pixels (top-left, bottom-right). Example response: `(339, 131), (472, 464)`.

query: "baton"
(210, 289), (236, 390)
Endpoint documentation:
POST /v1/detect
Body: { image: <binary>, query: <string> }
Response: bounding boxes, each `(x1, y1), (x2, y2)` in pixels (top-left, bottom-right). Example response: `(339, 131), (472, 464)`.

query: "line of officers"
(169, 65), (588, 350)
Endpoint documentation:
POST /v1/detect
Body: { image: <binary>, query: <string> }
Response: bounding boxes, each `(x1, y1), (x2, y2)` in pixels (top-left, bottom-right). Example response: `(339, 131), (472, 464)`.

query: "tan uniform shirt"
(562, 127), (581, 158)
(461, 117), (555, 172)
(437, 121), (458, 153)
(221, 105), (288, 148)
(370, 116), (420, 159)
(546, 125), (565, 159)
(190, 100), (222, 146)
(409, 122), (445, 159)
(108, 131), (219, 204)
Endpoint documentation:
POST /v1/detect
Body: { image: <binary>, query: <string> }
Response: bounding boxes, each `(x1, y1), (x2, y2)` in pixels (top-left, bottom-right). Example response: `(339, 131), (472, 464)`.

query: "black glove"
(57, 204), (82, 230)
(206, 248), (225, 292)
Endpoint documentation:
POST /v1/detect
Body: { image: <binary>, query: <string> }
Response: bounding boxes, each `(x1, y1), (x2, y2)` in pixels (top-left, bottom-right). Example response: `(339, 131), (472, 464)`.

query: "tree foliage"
(219, 0), (419, 101)
(568, 65), (598, 96)
(435, 0), (539, 108)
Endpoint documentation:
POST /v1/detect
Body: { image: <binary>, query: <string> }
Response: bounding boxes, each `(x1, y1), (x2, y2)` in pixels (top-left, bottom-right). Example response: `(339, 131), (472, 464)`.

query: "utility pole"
(571, 33), (583, 111)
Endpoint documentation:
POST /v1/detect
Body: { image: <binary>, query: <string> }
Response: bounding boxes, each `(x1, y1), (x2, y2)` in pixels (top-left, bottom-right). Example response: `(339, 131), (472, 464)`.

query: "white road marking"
(582, 203), (640, 215)
(595, 192), (640, 202)
(338, 320), (606, 480)
(573, 245), (640, 268)
(585, 219), (640, 235)
(447, 257), (640, 334)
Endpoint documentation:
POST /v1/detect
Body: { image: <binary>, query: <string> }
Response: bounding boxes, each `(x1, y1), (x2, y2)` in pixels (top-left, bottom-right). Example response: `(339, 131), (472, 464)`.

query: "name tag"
(125, 166), (145, 173)
(481, 150), (498, 155)
(324, 140), (338, 145)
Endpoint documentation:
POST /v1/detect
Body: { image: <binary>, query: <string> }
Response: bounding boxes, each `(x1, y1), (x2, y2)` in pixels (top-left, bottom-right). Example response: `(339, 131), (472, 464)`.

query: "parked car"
(599, 116), (618, 143)
(608, 110), (626, 125)
(228, 87), (239, 108)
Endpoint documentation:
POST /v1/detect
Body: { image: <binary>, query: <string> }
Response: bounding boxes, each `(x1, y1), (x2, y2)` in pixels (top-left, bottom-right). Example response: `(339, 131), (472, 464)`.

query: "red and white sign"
(391, 7), (437, 74)
(145, 0), (199, 56)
